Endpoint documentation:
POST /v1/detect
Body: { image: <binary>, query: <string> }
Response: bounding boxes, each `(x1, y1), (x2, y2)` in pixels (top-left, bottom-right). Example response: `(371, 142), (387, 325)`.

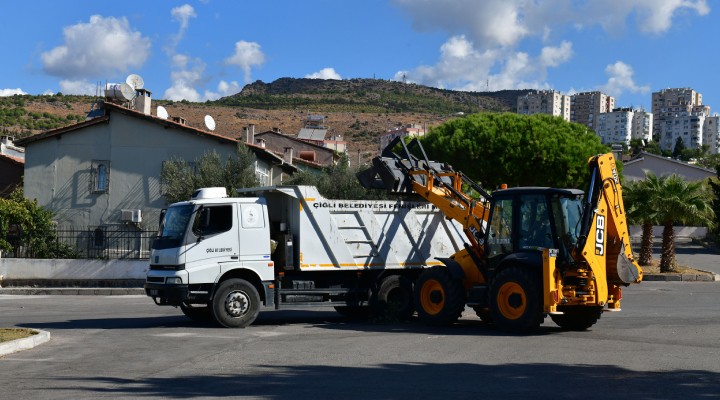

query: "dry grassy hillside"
(20, 99), (455, 158)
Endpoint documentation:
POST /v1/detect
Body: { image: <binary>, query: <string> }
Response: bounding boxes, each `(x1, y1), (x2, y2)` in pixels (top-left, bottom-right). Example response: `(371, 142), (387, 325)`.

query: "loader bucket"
(356, 157), (415, 193)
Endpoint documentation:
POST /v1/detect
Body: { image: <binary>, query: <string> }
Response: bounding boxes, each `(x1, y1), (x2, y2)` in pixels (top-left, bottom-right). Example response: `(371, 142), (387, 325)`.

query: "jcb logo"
(595, 215), (605, 256)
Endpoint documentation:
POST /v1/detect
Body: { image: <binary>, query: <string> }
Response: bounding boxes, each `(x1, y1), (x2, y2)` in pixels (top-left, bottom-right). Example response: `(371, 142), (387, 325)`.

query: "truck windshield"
(551, 195), (583, 251)
(152, 204), (194, 249)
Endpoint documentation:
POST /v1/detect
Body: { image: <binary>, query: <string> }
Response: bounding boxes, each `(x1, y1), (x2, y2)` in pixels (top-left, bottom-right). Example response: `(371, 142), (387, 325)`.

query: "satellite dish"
(126, 74), (145, 90)
(156, 106), (169, 120)
(204, 115), (216, 131)
(119, 83), (135, 100)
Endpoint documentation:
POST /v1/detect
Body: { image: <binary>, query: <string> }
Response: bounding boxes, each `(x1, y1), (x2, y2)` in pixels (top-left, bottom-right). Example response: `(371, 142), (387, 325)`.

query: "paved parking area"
(1, 281), (719, 399)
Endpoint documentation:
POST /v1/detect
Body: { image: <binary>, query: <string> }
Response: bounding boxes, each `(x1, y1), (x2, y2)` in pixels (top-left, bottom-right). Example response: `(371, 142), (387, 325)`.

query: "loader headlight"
(165, 277), (183, 285)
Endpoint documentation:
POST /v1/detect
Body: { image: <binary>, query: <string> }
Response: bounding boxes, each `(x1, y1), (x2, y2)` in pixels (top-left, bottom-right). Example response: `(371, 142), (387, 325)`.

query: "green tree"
(160, 144), (259, 204)
(0, 188), (75, 258)
(672, 137), (686, 159)
(623, 174), (662, 266)
(651, 174), (715, 272)
(419, 113), (610, 189)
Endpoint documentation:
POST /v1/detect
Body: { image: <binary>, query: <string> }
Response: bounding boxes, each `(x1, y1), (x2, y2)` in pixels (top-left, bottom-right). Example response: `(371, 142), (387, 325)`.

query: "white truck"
(145, 185), (465, 327)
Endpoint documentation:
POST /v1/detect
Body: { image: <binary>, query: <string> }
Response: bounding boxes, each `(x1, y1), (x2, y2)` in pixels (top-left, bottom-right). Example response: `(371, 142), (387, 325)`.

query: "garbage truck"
(145, 185), (466, 327)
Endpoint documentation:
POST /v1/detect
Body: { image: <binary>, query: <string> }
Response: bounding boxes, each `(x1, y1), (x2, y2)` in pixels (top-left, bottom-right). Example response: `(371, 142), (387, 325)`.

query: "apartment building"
(516, 90), (570, 121)
(594, 108), (653, 145)
(570, 91), (615, 130)
(652, 88), (718, 154)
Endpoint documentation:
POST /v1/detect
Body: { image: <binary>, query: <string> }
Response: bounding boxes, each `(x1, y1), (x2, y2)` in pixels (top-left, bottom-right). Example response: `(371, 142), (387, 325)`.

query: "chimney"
(134, 89), (152, 115)
(283, 147), (294, 164)
(244, 125), (255, 144)
(255, 138), (266, 148)
(242, 127), (249, 143)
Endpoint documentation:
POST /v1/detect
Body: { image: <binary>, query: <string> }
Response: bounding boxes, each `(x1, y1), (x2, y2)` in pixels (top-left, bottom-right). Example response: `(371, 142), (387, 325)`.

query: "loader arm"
(573, 153), (643, 309)
(358, 137), (492, 259)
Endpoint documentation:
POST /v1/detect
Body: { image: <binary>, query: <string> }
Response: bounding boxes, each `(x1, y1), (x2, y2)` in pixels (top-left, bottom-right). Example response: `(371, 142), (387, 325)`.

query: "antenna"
(156, 106), (169, 120)
(126, 74), (145, 90)
(204, 115), (216, 131)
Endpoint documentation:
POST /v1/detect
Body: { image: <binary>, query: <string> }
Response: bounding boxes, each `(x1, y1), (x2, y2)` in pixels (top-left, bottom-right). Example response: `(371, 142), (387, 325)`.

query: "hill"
(2, 78), (531, 158)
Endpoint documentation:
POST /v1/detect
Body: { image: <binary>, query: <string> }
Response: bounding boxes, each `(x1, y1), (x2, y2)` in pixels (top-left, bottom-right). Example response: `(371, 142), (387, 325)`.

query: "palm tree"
(624, 175), (660, 266)
(652, 174), (715, 272)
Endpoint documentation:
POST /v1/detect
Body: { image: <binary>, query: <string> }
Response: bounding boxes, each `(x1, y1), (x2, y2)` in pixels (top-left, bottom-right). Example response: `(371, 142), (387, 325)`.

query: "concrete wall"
(629, 225), (707, 239)
(0, 259), (148, 281)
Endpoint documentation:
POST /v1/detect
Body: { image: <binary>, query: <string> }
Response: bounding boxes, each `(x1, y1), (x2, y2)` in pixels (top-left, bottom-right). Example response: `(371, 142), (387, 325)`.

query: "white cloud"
(305, 68), (342, 80)
(225, 41), (266, 83)
(394, 35), (571, 92)
(599, 61), (650, 97)
(204, 80), (242, 101)
(0, 88), (27, 96)
(163, 54), (204, 102)
(539, 41), (573, 68)
(168, 4), (196, 53)
(391, 0), (709, 93)
(59, 80), (98, 95)
(41, 15), (151, 79)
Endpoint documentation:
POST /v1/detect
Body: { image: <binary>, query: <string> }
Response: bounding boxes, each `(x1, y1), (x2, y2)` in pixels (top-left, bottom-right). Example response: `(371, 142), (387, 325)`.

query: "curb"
(0, 288), (146, 295)
(642, 272), (718, 282)
(0, 329), (51, 357)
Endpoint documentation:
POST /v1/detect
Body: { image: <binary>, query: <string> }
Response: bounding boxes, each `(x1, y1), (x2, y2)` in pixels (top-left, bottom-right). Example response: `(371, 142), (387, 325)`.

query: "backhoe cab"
(358, 138), (642, 332)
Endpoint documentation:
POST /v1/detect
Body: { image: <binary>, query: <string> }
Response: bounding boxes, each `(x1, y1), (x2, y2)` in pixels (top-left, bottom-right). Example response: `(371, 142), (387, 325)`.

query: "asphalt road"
(1, 281), (719, 400)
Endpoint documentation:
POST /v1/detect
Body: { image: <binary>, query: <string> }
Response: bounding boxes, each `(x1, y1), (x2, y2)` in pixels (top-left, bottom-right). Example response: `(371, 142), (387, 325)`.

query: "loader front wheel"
(489, 266), (543, 333)
(550, 306), (602, 331)
(415, 266), (465, 326)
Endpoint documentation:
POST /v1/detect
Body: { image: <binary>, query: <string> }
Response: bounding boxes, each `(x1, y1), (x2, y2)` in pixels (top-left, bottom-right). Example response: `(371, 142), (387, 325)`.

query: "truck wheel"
(550, 306), (603, 331)
(489, 266), (543, 333)
(415, 266), (465, 326)
(180, 302), (213, 322)
(375, 275), (414, 320)
(212, 278), (261, 328)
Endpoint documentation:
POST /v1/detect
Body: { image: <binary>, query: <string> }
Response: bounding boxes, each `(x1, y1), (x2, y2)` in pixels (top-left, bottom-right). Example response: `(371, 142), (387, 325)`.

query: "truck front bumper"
(145, 283), (190, 306)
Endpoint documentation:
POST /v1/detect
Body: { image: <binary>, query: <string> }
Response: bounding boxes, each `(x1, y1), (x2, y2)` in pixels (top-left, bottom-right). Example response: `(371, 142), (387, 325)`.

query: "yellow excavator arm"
(573, 153), (643, 310)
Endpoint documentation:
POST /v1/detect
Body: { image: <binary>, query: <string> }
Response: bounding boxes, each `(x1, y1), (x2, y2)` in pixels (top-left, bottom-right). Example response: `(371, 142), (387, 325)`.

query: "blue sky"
(0, 1), (716, 111)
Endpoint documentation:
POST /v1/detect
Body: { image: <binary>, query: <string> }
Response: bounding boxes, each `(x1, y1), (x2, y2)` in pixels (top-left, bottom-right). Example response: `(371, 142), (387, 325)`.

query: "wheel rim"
(419, 279), (445, 316)
(225, 290), (250, 317)
(496, 282), (526, 320)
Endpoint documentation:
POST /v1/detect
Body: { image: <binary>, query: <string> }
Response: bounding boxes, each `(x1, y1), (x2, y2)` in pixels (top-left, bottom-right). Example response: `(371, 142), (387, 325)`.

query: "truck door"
(184, 203), (238, 283)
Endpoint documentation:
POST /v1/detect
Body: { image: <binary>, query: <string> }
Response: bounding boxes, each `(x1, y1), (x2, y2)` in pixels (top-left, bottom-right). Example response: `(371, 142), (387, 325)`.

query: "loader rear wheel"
(375, 275), (414, 320)
(212, 278), (260, 328)
(489, 266), (543, 333)
(550, 306), (603, 331)
(415, 266), (465, 326)
(180, 302), (213, 322)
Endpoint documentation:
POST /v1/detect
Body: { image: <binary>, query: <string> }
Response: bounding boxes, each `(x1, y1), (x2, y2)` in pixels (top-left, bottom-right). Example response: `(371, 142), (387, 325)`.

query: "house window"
(91, 160), (110, 193)
(255, 161), (271, 186)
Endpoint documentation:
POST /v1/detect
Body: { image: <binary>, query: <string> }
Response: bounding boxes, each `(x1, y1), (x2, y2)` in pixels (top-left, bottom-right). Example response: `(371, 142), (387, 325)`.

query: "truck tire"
(212, 278), (261, 328)
(375, 275), (414, 320)
(414, 266), (466, 326)
(180, 302), (213, 322)
(550, 306), (603, 331)
(489, 266), (544, 333)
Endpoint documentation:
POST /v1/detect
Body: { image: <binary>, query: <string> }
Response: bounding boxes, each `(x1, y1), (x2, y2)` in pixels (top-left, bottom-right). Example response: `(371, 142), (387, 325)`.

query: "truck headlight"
(165, 277), (183, 285)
